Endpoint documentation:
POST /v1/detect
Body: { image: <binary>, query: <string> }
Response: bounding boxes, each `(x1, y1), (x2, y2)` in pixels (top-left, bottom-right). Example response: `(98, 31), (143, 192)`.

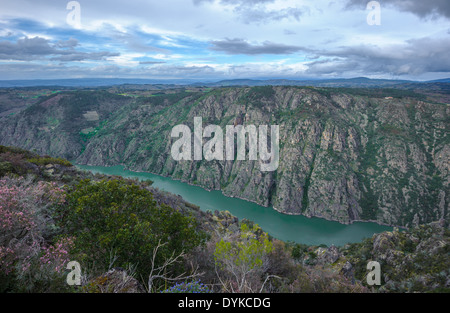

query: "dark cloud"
(346, 0), (450, 19)
(50, 51), (119, 62)
(0, 36), (118, 61)
(209, 38), (306, 55)
(0, 37), (53, 58)
(305, 37), (450, 76)
(55, 38), (79, 49)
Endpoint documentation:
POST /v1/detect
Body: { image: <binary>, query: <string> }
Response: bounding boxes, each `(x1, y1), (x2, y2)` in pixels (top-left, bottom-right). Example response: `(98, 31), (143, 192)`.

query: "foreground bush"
(0, 176), (73, 292)
(59, 178), (207, 284)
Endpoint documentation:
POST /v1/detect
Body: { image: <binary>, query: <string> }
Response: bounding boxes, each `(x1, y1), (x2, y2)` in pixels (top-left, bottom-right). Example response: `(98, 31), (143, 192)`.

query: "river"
(76, 164), (393, 246)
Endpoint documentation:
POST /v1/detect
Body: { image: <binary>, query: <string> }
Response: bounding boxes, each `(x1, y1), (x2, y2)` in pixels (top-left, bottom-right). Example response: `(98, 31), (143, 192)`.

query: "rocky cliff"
(0, 86), (448, 227)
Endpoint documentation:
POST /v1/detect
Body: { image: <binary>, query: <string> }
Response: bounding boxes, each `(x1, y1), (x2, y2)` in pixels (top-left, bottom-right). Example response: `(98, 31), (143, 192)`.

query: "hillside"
(0, 86), (448, 227)
(1, 145), (448, 293)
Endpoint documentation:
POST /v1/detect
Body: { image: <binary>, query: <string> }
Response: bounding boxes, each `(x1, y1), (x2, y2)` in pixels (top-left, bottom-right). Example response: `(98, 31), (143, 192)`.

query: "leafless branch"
(146, 239), (204, 292)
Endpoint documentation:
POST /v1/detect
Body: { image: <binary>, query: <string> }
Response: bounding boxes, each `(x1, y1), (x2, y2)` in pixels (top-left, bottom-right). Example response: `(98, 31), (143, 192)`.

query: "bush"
(59, 178), (206, 282)
(0, 176), (73, 292)
(0, 152), (28, 177)
(214, 223), (273, 292)
(27, 157), (72, 167)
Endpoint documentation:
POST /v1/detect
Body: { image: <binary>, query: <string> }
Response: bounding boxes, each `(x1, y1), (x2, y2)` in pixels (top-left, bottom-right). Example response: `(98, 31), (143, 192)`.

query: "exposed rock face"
(340, 261), (355, 282)
(0, 86), (448, 227)
(315, 245), (341, 265)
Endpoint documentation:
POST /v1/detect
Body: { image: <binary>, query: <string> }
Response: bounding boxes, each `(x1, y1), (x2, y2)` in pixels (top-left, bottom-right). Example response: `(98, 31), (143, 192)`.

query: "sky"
(0, 0), (449, 81)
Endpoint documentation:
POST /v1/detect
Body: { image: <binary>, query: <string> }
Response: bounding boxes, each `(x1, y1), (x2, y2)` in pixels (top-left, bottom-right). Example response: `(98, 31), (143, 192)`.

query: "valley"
(0, 84), (448, 228)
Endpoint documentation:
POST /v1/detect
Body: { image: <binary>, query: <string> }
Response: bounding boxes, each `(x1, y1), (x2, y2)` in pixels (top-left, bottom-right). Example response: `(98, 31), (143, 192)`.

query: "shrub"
(27, 157), (72, 167)
(214, 223), (273, 292)
(59, 178), (206, 281)
(0, 176), (72, 292)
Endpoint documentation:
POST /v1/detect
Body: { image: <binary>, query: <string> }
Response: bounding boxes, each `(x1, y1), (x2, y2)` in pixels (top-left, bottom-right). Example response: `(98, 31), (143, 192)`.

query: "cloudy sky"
(0, 0), (449, 81)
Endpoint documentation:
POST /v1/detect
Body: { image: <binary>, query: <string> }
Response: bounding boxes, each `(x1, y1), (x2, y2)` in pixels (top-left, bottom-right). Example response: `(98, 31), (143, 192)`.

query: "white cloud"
(108, 53), (144, 67)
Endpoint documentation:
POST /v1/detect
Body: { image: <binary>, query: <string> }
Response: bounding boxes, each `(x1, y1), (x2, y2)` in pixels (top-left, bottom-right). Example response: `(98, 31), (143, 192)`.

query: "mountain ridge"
(1, 76), (448, 88)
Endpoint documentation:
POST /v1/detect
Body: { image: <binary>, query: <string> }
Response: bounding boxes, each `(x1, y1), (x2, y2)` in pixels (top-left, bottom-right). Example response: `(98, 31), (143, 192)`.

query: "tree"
(146, 240), (203, 292)
(214, 223), (273, 293)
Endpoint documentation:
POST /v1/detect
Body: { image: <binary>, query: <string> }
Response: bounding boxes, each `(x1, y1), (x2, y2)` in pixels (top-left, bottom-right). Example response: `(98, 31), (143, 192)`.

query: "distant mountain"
(426, 78), (450, 83)
(0, 78), (197, 88)
(0, 77), (425, 88)
(1, 77), (449, 95)
(198, 77), (415, 88)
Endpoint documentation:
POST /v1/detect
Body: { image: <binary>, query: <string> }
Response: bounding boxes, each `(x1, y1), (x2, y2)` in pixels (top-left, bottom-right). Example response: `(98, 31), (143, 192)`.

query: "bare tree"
(145, 239), (204, 293)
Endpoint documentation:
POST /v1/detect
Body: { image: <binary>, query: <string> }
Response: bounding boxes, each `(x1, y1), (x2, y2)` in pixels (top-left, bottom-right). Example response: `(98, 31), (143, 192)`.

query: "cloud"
(55, 38), (79, 49)
(51, 51), (119, 62)
(283, 29), (296, 35)
(139, 61), (167, 65)
(102, 24), (170, 54)
(0, 36), (118, 61)
(0, 37), (53, 58)
(194, 0), (275, 5)
(209, 38), (306, 55)
(1, 1), (449, 81)
(346, 0), (450, 19)
(305, 36), (450, 76)
(235, 6), (304, 24)
(193, 0), (306, 23)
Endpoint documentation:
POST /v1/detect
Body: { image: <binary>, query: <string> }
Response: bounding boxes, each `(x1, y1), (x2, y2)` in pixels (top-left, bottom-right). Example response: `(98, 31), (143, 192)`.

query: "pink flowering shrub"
(0, 176), (73, 292)
(39, 237), (75, 273)
(0, 246), (16, 275)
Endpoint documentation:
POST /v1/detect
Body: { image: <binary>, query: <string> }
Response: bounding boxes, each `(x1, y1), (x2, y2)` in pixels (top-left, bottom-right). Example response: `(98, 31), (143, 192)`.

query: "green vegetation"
(215, 223), (273, 271)
(0, 145), (72, 177)
(27, 156), (73, 167)
(80, 121), (108, 143)
(0, 83), (448, 293)
(342, 224), (450, 292)
(313, 87), (427, 100)
(0, 147), (448, 293)
(247, 86), (276, 100)
(60, 178), (206, 280)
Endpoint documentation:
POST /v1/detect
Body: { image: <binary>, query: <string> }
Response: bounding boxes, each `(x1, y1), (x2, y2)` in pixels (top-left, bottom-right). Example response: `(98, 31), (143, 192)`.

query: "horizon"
(0, 75), (448, 86)
(1, 1), (450, 81)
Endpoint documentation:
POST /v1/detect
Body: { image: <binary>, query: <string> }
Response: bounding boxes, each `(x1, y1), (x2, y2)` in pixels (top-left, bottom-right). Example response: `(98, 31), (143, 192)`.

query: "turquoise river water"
(76, 164), (393, 246)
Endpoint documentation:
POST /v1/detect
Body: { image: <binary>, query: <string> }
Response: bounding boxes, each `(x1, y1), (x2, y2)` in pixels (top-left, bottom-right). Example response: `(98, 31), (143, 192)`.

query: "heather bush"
(0, 176), (73, 292)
